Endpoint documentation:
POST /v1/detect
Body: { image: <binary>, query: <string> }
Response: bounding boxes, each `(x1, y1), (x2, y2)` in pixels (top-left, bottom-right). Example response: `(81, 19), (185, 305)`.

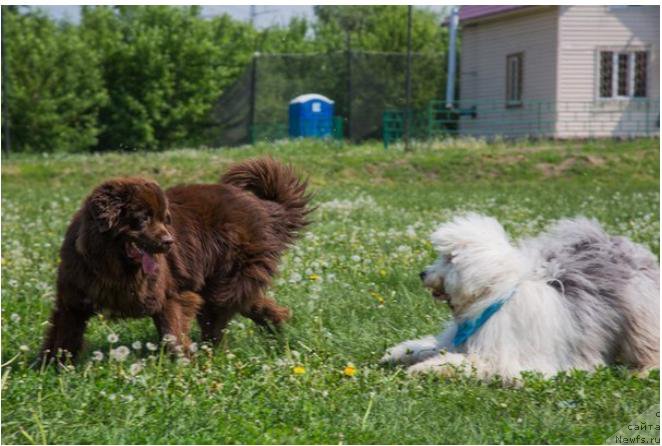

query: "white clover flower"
(178, 357), (191, 366)
(108, 394), (117, 401)
(146, 342), (158, 351)
(10, 313), (20, 323)
(162, 334), (177, 344)
(110, 346), (130, 362)
(289, 272), (302, 283)
(351, 255), (361, 262)
(131, 341), (142, 351)
(92, 351), (104, 361)
(19, 344), (29, 352)
(188, 342), (198, 353)
(129, 362), (143, 375)
(123, 395), (134, 403)
(107, 333), (119, 344)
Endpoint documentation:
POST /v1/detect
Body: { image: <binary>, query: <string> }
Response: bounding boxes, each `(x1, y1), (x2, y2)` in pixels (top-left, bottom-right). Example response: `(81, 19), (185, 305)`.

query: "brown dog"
(41, 157), (312, 362)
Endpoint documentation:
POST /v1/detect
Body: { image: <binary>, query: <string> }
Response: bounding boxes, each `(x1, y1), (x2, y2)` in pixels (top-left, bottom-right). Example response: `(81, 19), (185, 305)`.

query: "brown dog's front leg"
(152, 292), (202, 354)
(41, 303), (93, 364)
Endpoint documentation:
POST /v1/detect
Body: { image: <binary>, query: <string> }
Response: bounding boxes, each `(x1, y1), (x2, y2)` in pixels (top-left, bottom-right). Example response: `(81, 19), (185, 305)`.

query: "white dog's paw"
(406, 353), (471, 378)
(381, 336), (440, 366)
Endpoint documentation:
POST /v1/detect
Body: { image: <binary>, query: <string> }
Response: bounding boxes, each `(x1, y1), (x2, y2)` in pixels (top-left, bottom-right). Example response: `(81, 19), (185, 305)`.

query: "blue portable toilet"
(289, 94), (334, 138)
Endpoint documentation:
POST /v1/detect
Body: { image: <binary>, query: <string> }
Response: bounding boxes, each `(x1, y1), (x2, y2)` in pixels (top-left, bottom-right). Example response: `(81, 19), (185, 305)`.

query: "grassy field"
(1, 138), (659, 444)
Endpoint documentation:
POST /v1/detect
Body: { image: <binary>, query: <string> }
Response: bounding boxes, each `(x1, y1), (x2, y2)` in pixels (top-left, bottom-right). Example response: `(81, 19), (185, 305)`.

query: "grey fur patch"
(528, 218), (659, 369)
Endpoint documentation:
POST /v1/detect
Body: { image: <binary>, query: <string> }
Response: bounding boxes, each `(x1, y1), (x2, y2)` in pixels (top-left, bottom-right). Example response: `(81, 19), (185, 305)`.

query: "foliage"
(1, 138), (659, 443)
(313, 6), (448, 53)
(2, 7), (107, 153)
(2, 6), (451, 152)
(79, 6), (256, 151)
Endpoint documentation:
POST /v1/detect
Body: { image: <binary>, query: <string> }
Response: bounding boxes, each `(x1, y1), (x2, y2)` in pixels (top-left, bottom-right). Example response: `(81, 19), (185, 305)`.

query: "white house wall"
(556, 5), (660, 137)
(458, 7), (558, 138)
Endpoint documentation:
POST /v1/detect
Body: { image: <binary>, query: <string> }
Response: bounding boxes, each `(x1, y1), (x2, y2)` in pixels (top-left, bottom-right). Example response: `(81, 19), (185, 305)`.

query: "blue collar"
(452, 289), (515, 347)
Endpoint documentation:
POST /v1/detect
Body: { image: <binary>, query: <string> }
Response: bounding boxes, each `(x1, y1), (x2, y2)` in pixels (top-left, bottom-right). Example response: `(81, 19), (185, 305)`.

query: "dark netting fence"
(209, 51), (446, 146)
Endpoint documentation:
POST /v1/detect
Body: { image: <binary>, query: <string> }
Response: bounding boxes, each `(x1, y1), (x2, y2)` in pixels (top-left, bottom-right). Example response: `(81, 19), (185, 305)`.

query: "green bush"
(3, 7), (107, 153)
(81, 6), (255, 151)
(1, 6), (449, 152)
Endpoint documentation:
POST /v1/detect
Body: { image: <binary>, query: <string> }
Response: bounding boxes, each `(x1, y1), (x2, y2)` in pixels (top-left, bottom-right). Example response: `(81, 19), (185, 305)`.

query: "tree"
(2, 7), (107, 152)
(313, 6), (448, 53)
(80, 6), (256, 150)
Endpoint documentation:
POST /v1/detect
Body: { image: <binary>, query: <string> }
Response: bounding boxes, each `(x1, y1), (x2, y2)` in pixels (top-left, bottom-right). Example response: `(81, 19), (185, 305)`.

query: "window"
(599, 50), (648, 98)
(506, 53), (523, 107)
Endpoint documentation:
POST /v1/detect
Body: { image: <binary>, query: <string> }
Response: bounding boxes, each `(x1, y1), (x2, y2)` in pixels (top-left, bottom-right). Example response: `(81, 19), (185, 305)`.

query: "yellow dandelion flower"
(292, 365), (306, 375)
(309, 274), (320, 281)
(369, 291), (385, 305)
(379, 269), (386, 277)
(343, 364), (357, 377)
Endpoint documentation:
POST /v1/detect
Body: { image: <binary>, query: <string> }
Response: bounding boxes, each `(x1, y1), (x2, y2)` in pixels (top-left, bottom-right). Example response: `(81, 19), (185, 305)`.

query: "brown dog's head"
(84, 177), (173, 274)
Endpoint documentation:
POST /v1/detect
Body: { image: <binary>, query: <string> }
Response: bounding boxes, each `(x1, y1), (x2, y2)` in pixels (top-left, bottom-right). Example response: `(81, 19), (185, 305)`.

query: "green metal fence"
(384, 99), (660, 148)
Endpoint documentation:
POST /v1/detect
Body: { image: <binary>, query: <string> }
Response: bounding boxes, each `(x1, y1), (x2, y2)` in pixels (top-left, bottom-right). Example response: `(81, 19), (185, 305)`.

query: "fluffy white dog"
(382, 214), (659, 382)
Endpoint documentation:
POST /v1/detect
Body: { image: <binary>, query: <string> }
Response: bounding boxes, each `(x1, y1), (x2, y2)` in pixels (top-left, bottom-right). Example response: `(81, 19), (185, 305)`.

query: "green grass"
(2, 138), (659, 444)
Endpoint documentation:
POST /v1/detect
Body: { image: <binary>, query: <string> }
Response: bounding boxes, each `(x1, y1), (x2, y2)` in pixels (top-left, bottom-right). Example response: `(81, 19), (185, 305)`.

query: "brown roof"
(458, 6), (528, 22)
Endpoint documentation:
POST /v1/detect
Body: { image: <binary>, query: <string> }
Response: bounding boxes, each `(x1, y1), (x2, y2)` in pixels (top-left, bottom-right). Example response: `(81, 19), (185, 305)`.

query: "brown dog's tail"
(221, 157), (313, 241)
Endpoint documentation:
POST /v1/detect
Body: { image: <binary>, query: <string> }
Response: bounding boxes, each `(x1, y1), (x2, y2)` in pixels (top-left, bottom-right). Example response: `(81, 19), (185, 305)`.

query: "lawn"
(1, 138), (659, 444)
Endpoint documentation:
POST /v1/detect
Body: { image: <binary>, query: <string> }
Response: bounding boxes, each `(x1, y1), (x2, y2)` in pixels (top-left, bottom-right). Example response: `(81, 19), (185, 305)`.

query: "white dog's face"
(420, 214), (527, 316)
(420, 254), (464, 312)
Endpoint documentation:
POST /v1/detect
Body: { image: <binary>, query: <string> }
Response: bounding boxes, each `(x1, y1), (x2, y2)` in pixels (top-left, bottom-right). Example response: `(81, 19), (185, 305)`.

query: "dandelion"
(107, 333), (119, 344)
(92, 351), (104, 361)
(129, 362), (143, 375)
(10, 313), (20, 323)
(162, 334), (177, 344)
(146, 342), (158, 351)
(343, 364), (357, 377)
(131, 341), (142, 351)
(369, 290), (385, 305)
(110, 346), (130, 362)
(292, 365), (306, 375)
(308, 273), (321, 281)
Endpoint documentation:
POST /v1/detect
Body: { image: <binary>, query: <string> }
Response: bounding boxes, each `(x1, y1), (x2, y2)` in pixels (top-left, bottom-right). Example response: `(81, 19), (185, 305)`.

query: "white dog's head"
(420, 214), (528, 317)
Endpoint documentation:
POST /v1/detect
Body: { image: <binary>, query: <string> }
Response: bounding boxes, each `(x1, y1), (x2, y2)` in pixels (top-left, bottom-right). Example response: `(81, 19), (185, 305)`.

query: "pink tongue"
(141, 252), (158, 275)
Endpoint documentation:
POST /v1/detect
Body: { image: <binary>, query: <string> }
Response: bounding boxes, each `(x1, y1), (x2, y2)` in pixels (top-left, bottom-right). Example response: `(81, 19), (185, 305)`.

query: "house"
(456, 5), (660, 138)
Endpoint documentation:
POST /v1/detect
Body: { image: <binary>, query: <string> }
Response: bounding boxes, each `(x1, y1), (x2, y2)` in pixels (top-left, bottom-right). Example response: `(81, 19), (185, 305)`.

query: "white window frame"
(597, 48), (648, 100)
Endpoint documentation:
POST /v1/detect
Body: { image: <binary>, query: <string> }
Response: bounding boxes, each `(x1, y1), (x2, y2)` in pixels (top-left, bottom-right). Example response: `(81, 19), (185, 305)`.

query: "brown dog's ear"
(88, 181), (128, 233)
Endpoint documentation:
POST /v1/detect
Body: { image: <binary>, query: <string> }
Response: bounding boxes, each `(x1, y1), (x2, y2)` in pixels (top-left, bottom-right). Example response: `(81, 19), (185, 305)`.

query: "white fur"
(382, 213), (660, 382)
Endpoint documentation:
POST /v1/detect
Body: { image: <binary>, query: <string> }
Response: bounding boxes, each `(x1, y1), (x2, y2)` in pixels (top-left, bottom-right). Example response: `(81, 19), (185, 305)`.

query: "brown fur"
(41, 157), (312, 362)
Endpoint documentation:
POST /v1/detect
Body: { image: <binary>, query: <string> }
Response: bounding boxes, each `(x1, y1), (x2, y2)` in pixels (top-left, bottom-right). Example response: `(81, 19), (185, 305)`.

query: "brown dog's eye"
(129, 214), (149, 229)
